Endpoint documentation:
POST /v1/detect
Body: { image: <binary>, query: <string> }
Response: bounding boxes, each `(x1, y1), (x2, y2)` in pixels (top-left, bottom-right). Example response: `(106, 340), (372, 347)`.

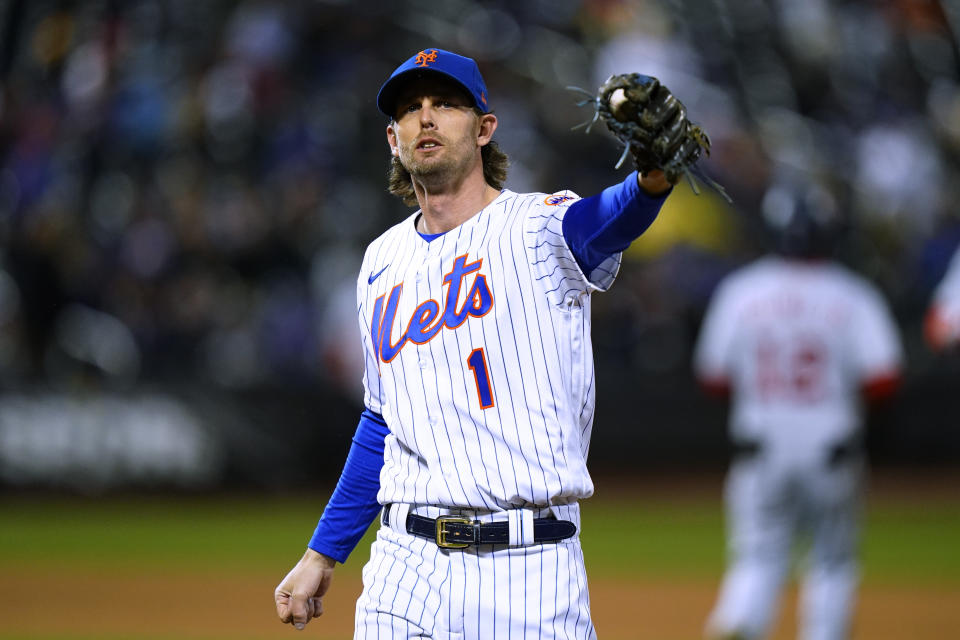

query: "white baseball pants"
(706, 455), (863, 640)
(354, 504), (596, 639)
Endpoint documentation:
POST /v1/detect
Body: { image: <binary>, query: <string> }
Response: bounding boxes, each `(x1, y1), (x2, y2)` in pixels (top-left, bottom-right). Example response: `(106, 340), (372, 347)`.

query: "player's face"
(387, 79), (496, 187)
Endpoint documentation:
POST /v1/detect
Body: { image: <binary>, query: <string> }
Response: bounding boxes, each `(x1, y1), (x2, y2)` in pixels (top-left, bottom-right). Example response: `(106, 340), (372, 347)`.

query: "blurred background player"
(693, 173), (904, 640)
(924, 244), (960, 353)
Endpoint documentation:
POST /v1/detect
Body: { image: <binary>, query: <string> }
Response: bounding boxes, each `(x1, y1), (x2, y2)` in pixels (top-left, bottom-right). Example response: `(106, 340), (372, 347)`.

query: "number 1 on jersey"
(467, 347), (495, 409)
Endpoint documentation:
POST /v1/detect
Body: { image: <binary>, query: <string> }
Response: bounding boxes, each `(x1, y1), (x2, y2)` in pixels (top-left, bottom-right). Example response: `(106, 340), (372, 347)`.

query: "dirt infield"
(1, 569), (956, 639)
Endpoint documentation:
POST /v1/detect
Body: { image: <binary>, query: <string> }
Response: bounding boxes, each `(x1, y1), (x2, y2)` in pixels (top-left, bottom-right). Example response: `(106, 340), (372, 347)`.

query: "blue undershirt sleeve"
(562, 171), (670, 276)
(307, 408), (388, 563)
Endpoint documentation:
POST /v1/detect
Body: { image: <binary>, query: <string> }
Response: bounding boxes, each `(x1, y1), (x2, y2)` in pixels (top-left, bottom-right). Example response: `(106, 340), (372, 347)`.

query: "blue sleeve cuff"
(307, 409), (388, 563)
(562, 171), (670, 275)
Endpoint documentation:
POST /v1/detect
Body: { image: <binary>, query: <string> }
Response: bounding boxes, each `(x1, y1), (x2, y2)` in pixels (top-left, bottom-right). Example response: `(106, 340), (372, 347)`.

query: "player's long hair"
(388, 137), (509, 207)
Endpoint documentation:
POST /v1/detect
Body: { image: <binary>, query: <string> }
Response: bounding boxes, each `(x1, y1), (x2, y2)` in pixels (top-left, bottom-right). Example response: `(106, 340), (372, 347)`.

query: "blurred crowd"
(1, 0), (958, 402)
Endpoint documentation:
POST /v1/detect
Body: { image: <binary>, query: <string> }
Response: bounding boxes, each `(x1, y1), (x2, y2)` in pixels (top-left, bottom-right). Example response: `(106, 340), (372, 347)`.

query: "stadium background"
(0, 0), (958, 638)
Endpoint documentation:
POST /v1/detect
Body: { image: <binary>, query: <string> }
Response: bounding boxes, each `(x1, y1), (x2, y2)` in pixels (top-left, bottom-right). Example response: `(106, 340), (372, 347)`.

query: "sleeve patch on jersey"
(544, 195), (576, 206)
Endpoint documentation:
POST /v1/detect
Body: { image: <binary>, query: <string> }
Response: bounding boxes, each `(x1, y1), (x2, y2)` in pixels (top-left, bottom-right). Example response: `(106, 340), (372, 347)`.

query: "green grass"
(581, 496), (726, 577)
(0, 493), (353, 573)
(0, 487), (957, 583)
(860, 500), (960, 583)
(580, 493), (960, 583)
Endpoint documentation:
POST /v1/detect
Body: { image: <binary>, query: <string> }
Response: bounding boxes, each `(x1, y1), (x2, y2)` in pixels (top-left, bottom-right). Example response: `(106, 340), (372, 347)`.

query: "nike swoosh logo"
(368, 265), (390, 285)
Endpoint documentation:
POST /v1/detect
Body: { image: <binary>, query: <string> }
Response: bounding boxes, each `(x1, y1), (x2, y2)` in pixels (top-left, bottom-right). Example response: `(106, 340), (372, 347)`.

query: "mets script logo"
(415, 49), (439, 67)
(544, 195), (575, 205)
(371, 254), (493, 363)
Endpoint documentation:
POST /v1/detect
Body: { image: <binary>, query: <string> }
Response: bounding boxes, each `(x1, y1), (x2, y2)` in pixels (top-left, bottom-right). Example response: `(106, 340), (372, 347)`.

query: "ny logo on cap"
(415, 49), (438, 67)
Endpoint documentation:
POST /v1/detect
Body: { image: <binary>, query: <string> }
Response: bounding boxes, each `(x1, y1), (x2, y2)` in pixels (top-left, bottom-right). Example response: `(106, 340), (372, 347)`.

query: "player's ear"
(386, 122), (400, 156)
(477, 113), (497, 147)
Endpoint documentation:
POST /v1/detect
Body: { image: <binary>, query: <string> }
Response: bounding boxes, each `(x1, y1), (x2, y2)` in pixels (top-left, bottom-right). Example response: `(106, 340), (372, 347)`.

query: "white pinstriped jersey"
(695, 257), (902, 453)
(358, 189), (620, 511)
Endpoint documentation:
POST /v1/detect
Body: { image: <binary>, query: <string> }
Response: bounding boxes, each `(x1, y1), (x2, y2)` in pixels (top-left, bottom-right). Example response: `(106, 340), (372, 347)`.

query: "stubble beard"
(400, 136), (476, 191)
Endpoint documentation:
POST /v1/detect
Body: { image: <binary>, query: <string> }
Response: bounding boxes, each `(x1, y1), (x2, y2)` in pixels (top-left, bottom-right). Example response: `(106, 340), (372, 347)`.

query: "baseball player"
(924, 243), (960, 352)
(273, 48), (705, 638)
(694, 177), (903, 640)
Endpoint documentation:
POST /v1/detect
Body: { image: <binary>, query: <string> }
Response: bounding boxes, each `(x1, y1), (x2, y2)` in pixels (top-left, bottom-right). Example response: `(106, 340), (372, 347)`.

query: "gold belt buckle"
(435, 515), (472, 548)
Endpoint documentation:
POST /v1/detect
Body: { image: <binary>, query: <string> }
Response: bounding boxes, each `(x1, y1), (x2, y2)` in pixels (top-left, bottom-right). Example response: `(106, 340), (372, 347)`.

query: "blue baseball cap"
(377, 48), (490, 117)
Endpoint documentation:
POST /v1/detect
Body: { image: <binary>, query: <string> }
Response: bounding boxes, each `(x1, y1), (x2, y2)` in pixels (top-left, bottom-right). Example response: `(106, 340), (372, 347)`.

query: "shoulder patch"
(543, 194), (576, 206)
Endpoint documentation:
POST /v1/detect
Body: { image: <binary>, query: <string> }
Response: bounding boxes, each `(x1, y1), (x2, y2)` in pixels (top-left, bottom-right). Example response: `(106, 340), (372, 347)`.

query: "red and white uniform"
(695, 256), (902, 640)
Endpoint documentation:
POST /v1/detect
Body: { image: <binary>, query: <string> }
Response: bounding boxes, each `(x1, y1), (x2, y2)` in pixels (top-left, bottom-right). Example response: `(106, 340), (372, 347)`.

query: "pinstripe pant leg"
(355, 526), (448, 639)
(356, 529), (595, 639)
(454, 541), (596, 640)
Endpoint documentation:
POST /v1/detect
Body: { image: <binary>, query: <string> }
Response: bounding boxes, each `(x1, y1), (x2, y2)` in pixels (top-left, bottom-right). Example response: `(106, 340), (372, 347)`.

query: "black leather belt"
(384, 507), (577, 549)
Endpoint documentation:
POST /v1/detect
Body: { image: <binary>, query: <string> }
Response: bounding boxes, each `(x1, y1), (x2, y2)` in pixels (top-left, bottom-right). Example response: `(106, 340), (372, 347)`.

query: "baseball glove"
(572, 73), (729, 201)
